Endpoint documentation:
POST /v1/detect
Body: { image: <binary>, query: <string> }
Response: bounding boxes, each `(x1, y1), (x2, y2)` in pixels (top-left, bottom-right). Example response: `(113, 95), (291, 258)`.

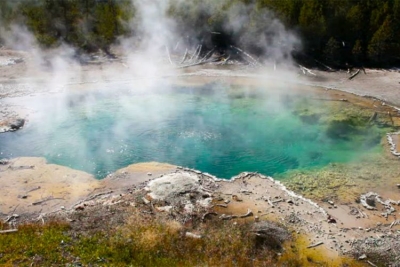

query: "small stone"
(358, 254), (367, 260)
(232, 195), (242, 202)
(147, 172), (152, 176)
(328, 200), (334, 205)
(75, 204), (85, 211)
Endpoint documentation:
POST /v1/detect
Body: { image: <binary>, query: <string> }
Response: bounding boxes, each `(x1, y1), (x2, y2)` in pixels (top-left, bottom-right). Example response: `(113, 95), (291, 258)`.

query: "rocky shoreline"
(1, 48), (400, 265)
(1, 157), (400, 265)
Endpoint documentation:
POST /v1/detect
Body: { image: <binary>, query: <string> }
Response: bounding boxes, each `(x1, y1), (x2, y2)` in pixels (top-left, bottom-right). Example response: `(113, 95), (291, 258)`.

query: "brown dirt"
(1, 48), (400, 265)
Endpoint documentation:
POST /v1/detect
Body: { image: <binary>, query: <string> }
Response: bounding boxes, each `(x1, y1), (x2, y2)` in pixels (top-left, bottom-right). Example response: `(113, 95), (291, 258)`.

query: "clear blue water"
(0, 82), (386, 179)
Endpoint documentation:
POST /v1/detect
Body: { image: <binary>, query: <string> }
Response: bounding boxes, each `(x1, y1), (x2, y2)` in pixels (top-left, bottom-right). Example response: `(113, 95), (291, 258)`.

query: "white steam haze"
(0, 0), (304, 178)
(1, 0), (301, 85)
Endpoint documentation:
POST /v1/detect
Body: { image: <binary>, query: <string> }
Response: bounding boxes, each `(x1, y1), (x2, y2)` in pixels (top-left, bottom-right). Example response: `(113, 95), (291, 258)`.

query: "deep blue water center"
(0, 82), (384, 179)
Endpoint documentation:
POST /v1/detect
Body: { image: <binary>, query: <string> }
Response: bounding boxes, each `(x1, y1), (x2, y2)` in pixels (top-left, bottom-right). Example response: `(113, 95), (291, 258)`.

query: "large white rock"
(146, 172), (202, 201)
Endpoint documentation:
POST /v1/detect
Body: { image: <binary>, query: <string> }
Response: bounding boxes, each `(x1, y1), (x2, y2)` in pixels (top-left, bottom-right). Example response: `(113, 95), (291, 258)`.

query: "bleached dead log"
(185, 232), (202, 239)
(349, 69), (360, 80)
(202, 212), (217, 221)
(263, 196), (275, 208)
(26, 186), (41, 193)
(307, 241), (323, 248)
(239, 208), (253, 218)
(32, 196), (64, 206)
(313, 58), (336, 72)
(174, 41), (180, 51)
(165, 46), (174, 65)
(4, 213), (19, 223)
(199, 48), (215, 62)
(0, 229), (18, 234)
(189, 45), (200, 63)
(194, 45), (202, 62)
(177, 57), (219, 69)
(180, 49), (188, 64)
(220, 214), (237, 220)
(389, 219), (399, 228)
(299, 65), (316, 76)
(72, 190), (114, 208)
(230, 45), (260, 66)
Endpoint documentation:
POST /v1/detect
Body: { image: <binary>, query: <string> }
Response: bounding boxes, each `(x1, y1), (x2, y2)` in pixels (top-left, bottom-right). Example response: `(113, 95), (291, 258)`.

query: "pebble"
(358, 254), (367, 260)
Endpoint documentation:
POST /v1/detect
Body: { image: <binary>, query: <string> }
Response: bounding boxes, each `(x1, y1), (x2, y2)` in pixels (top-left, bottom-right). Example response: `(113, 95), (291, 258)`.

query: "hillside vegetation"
(0, 0), (399, 67)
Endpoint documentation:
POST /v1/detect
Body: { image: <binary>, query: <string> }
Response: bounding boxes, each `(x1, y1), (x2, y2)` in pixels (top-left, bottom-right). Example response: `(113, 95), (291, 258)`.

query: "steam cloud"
(0, 0), (303, 177)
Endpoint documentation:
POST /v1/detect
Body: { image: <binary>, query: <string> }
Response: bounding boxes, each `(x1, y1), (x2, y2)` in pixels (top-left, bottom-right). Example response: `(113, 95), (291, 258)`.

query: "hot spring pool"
(0, 82), (390, 178)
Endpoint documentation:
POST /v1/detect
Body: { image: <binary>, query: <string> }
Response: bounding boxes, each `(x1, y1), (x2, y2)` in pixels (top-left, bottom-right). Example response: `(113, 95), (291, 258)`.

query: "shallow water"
(0, 82), (390, 178)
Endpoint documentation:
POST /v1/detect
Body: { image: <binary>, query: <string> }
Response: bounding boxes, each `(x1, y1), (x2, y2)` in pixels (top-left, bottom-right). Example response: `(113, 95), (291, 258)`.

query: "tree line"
(0, 0), (399, 68)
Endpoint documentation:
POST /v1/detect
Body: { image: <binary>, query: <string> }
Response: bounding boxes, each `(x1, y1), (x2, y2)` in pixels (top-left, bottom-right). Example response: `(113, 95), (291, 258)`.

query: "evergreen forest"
(1, 0), (399, 68)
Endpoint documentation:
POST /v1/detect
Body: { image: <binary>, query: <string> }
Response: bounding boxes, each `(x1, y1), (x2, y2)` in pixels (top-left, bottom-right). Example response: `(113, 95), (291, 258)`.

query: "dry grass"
(0, 209), (368, 267)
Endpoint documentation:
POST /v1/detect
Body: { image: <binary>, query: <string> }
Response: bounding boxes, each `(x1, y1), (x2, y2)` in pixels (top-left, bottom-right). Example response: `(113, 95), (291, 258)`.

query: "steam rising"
(0, 0), (304, 177)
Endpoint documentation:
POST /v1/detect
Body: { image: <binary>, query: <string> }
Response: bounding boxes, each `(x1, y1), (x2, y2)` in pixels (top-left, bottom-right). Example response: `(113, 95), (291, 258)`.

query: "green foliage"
(0, 221), (72, 265)
(324, 37), (342, 67)
(1, 0), (400, 67)
(0, 217), (278, 266)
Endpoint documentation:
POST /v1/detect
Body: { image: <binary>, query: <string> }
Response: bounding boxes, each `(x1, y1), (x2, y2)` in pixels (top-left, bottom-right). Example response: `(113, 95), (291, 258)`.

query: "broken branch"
(32, 196), (64, 206)
(307, 241), (324, 249)
(0, 229), (18, 234)
(349, 69), (360, 80)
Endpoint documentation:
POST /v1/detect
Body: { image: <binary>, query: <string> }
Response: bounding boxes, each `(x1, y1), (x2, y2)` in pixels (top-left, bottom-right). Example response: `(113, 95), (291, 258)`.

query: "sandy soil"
(1, 48), (400, 265)
(0, 157), (99, 216)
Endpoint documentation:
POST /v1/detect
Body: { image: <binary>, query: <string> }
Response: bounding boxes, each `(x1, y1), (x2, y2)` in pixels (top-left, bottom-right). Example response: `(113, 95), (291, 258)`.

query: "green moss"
(0, 221), (72, 266)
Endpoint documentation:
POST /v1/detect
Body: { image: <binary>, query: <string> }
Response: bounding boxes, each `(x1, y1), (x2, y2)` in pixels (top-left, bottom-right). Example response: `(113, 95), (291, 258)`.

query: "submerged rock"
(0, 118), (25, 133)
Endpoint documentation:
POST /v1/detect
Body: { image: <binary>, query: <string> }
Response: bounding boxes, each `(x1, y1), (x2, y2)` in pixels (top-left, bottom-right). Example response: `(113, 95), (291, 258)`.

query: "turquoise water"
(0, 82), (386, 179)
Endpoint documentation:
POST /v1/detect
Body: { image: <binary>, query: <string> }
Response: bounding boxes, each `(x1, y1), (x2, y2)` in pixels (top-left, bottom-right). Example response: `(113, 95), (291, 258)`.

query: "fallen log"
(349, 69), (360, 80)
(239, 208), (253, 218)
(0, 229), (18, 234)
(185, 232), (201, 239)
(307, 241), (323, 249)
(202, 212), (217, 221)
(32, 196), (64, 206)
(180, 49), (188, 64)
(194, 45), (202, 62)
(26, 186), (41, 193)
(299, 65), (316, 76)
(199, 48), (215, 62)
(165, 46), (174, 65)
(390, 219), (399, 228)
(189, 45), (200, 63)
(263, 196), (275, 208)
(220, 214), (237, 220)
(230, 45), (260, 66)
(176, 57), (219, 69)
